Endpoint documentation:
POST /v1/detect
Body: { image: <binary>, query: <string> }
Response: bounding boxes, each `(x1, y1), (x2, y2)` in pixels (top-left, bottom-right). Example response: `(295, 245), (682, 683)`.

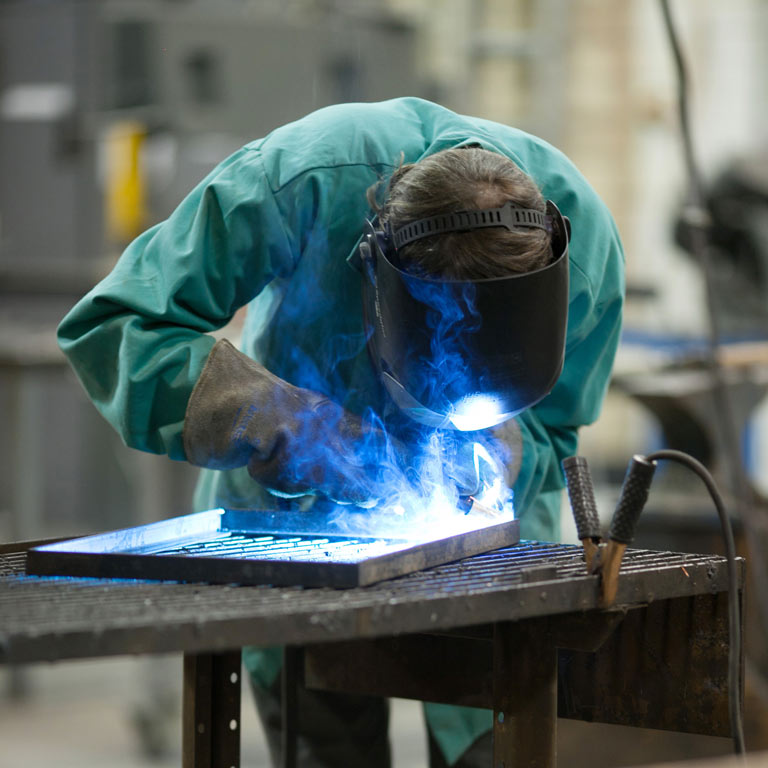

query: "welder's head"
(354, 147), (570, 431)
(373, 148), (553, 279)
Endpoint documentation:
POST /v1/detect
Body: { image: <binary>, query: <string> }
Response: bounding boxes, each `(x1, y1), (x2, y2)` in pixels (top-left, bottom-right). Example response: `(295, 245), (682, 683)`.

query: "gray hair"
(368, 147), (552, 279)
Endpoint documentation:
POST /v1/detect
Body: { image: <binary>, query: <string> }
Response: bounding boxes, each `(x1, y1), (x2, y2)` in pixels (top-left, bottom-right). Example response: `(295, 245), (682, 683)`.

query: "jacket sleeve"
(510, 193), (625, 540)
(57, 146), (296, 460)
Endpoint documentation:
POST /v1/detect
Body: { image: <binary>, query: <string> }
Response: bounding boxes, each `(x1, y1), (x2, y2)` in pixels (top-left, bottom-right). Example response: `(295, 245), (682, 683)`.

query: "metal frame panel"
(25, 507), (520, 587)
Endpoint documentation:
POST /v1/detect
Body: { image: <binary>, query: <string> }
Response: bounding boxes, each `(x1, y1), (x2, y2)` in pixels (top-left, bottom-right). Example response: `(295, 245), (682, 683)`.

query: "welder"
(58, 98), (624, 767)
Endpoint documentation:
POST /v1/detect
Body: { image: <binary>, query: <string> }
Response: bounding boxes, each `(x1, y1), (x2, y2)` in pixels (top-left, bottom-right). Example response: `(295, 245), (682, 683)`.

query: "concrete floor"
(0, 656), (428, 768)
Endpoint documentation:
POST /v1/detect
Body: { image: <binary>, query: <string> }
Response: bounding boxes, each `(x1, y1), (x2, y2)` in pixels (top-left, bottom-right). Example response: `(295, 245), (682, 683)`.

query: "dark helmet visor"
(356, 201), (570, 431)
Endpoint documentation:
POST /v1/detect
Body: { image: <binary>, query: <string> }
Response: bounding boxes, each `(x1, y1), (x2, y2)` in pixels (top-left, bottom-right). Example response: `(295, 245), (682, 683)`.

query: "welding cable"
(642, 449), (745, 754)
(659, 0), (768, 651)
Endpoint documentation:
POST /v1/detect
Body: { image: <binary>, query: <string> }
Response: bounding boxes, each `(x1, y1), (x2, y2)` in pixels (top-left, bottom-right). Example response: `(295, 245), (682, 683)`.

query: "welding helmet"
(353, 199), (570, 431)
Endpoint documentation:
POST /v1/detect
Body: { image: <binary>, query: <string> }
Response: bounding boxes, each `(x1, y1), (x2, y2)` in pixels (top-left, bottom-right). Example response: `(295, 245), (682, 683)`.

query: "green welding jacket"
(58, 98), (624, 765)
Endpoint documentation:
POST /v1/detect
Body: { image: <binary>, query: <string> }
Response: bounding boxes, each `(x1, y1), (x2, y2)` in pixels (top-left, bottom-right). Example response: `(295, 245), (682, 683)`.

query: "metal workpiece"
(24, 507), (521, 588)
(0, 543), (742, 665)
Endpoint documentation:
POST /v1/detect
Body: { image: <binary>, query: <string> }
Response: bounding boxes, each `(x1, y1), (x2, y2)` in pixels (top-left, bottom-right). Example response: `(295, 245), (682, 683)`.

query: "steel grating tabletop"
(0, 543), (741, 664)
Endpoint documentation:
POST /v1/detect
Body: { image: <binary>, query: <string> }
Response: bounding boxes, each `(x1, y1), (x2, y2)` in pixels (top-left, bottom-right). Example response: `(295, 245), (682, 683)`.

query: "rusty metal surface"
(305, 633), (495, 708)
(0, 543), (743, 665)
(303, 593), (734, 737)
(494, 619), (558, 767)
(302, 613), (625, 708)
(558, 591), (736, 737)
(24, 508), (520, 588)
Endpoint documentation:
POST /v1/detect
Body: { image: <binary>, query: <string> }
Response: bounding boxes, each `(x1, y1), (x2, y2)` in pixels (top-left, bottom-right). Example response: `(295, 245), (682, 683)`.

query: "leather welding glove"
(183, 339), (399, 507)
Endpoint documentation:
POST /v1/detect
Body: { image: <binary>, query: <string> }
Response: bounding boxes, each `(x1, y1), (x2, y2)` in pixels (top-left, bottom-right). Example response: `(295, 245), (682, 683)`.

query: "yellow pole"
(105, 120), (148, 246)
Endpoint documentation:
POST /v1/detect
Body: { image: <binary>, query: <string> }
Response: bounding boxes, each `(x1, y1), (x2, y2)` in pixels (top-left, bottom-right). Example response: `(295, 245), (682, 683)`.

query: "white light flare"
(448, 394), (512, 431)
(330, 432), (515, 541)
(471, 441), (508, 511)
(376, 438), (514, 539)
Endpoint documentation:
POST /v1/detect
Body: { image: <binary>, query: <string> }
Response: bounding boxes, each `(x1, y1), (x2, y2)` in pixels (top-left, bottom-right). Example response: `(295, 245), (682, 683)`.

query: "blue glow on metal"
(18, 574), (161, 585)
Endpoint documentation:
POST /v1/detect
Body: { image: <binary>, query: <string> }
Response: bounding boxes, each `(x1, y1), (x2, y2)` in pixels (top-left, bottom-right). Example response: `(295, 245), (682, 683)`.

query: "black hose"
(645, 449), (745, 753)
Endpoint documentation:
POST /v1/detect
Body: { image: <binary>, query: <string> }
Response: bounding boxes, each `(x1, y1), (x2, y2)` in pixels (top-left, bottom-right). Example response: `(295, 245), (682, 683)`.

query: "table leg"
(281, 646), (301, 768)
(493, 620), (557, 768)
(183, 650), (242, 768)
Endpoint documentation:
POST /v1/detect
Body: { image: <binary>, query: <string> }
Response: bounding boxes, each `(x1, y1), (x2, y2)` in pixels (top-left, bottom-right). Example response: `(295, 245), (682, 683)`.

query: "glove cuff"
(182, 338), (291, 469)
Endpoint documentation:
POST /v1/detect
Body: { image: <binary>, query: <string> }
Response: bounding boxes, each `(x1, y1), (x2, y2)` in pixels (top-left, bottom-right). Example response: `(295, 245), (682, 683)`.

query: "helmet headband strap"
(392, 200), (549, 250)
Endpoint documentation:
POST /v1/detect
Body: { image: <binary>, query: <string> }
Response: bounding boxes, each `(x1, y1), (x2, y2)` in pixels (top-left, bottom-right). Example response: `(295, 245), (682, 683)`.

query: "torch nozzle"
(467, 495), (502, 518)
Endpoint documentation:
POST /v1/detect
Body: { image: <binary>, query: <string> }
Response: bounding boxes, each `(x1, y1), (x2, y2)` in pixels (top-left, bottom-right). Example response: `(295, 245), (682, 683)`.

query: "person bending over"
(58, 98), (624, 767)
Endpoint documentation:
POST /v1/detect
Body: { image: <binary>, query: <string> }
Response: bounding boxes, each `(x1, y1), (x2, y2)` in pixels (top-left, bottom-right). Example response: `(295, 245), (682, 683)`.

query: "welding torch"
(562, 455), (655, 607)
(451, 440), (508, 519)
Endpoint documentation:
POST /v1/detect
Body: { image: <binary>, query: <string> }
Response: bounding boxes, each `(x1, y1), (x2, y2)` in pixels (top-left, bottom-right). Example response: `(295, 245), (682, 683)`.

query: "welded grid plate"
(25, 507), (520, 587)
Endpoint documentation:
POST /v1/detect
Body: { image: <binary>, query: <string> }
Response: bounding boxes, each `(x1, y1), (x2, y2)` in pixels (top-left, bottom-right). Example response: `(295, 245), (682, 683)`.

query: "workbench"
(0, 541), (743, 768)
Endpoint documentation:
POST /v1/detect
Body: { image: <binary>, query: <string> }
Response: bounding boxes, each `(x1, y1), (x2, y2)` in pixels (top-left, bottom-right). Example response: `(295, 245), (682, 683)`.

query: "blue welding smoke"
(402, 272), (482, 418)
(325, 416), (515, 539)
(324, 270), (514, 536)
(240, 235), (515, 537)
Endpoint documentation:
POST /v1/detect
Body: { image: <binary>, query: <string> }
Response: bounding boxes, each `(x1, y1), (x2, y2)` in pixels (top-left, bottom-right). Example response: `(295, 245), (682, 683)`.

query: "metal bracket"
(183, 650), (242, 768)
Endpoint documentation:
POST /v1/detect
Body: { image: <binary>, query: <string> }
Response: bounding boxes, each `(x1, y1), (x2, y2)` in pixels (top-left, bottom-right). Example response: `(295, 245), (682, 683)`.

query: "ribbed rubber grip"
(561, 456), (602, 541)
(608, 455), (656, 545)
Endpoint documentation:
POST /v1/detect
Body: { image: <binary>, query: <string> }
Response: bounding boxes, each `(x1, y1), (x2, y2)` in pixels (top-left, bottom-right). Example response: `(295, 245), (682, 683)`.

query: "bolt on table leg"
(493, 620), (557, 768)
(183, 650), (242, 768)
